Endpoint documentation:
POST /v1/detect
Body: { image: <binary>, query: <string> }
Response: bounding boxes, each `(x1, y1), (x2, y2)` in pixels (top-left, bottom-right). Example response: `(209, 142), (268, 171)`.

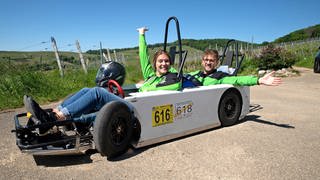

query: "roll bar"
(220, 39), (245, 76)
(163, 16), (187, 81)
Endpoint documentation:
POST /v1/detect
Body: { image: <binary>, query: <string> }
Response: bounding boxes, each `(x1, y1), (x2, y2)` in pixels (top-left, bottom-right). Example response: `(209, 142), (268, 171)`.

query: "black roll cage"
(163, 16), (188, 82)
(220, 39), (245, 76)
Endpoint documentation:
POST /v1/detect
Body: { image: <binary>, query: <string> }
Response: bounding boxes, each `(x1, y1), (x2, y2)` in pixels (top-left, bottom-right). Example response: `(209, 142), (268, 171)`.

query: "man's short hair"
(202, 49), (219, 60)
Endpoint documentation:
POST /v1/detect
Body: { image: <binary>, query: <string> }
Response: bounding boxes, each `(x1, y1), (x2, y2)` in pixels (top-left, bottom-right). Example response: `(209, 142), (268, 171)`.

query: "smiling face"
(202, 55), (218, 74)
(201, 50), (219, 74)
(155, 54), (171, 76)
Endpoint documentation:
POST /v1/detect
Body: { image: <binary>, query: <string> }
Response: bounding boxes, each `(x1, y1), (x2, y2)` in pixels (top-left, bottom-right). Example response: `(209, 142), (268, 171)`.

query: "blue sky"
(0, 0), (319, 52)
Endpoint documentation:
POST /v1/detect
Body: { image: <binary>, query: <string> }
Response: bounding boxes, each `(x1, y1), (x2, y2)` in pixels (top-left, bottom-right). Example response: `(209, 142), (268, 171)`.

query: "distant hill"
(175, 39), (252, 51)
(134, 38), (247, 51)
(87, 38), (252, 54)
(274, 24), (320, 43)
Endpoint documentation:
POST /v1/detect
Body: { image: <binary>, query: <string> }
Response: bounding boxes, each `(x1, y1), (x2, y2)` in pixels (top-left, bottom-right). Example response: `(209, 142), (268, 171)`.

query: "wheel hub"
(116, 125), (122, 134)
(225, 99), (235, 116)
(227, 104), (233, 111)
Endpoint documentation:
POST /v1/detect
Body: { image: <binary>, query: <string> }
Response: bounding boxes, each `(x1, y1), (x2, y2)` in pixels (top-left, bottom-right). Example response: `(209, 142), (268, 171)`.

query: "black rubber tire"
(132, 118), (141, 143)
(93, 101), (133, 158)
(218, 89), (242, 127)
(314, 57), (320, 73)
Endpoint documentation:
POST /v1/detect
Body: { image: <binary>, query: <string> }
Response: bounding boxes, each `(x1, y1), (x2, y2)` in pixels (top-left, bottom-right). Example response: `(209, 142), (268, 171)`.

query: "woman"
(24, 27), (181, 125)
(137, 27), (180, 92)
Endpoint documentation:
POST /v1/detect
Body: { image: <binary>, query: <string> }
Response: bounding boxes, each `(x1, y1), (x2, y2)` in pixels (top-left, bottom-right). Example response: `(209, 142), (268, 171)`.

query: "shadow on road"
(33, 152), (95, 167)
(245, 104), (295, 129)
(238, 115), (295, 129)
(32, 147), (145, 165)
(107, 147), (148, 162)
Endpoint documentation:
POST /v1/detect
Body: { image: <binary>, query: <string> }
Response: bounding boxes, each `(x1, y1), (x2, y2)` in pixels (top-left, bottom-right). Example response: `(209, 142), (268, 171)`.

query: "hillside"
(274, 24), (320, 43)
(87, 38), (252, 55)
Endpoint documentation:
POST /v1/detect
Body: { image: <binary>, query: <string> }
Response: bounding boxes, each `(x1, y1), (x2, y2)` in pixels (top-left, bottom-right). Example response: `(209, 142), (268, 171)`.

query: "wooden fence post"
(113, 50), (118, 62)
(99, 42), (103, 65)
(76, 40), (88, 74)
(107, 48), (111, 61)
(103, 52), (109, 62)
(51, 36), (64, 77)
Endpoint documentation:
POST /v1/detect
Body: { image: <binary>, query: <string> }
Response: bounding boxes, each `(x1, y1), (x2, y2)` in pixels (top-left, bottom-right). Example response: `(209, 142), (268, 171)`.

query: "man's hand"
(258, 71), (282, 86)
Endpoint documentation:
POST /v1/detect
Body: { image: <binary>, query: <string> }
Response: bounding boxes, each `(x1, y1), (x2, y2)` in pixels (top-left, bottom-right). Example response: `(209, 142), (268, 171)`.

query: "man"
(184, 49), (282, 87)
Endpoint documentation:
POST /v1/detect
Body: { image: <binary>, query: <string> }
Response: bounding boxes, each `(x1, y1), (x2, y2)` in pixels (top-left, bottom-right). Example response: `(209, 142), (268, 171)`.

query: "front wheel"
(218, 89), (242, 126)
(93, 101), (133, 158)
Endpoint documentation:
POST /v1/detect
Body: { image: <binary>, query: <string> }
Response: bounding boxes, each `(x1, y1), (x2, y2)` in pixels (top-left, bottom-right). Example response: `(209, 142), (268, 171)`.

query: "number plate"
(152, 104), (173, 127)
(175, 101), (193, 119)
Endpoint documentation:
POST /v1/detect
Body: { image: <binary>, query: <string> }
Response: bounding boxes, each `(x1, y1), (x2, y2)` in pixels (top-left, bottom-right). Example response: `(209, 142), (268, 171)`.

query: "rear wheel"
(93, 101), (133, 158)
(218, 89), (242, 126)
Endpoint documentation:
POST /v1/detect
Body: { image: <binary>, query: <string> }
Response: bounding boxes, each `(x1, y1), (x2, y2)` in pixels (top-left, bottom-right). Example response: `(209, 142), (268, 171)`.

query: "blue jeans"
(57, 87), (132, 124)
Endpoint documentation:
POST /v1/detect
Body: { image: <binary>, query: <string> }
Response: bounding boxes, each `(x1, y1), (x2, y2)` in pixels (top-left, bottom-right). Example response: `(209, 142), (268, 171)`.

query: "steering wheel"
(107, 80), (125, 98)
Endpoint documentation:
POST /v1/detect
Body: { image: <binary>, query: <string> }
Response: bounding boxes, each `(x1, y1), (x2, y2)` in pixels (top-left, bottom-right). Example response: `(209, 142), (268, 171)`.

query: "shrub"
(253, 44), (297, 70)
(279, 50), (297, 68)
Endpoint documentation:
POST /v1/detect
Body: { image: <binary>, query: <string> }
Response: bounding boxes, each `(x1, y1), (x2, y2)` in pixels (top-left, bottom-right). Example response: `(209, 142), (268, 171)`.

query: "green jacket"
(138, 34), (181, 92)
(187, 70), (258, 86)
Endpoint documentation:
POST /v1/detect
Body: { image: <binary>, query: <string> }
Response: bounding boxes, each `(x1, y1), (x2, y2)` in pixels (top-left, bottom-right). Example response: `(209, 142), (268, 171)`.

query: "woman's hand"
(137, 27), (149, 35)
(258, 71), (282, 86)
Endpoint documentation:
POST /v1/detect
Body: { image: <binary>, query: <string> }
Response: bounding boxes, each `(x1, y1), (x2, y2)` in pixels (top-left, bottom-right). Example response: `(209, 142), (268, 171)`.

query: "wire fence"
(2, 37), (319, 73)
(247, 37), (320, 58)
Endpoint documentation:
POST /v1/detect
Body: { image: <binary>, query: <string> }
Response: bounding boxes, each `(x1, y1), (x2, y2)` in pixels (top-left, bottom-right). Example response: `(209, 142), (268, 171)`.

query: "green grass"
(284, 42), (318, 68)
(294, 58), (314, 68)
(0, 61), (97, 110)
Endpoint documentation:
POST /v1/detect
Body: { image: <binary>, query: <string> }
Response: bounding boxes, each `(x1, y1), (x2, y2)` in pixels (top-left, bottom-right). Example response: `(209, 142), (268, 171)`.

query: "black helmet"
(95, 61), (126, 87)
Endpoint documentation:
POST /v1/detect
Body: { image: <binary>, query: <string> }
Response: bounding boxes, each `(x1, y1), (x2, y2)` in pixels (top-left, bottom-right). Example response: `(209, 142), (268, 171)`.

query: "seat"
(219, 40), (245, 76)
(222, 50), (234, 66)
(169, 46), (177, 64)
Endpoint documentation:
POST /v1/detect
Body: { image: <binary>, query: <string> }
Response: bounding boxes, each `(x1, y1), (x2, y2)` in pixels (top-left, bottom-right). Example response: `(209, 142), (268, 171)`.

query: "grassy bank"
(0, 63), (94, 110)
(0, 57), (147, 110)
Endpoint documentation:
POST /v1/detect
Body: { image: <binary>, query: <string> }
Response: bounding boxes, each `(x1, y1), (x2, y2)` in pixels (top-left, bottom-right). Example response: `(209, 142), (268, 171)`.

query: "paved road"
(1, 68), (320, 179)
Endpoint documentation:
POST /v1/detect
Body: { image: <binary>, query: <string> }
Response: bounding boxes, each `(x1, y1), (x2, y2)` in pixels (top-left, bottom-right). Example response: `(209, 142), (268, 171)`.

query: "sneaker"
(23, 95), (55, 124)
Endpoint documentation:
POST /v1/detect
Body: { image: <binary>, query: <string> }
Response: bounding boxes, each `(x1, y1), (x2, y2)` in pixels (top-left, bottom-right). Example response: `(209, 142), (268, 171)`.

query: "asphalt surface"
(1, 67), (320, 179)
